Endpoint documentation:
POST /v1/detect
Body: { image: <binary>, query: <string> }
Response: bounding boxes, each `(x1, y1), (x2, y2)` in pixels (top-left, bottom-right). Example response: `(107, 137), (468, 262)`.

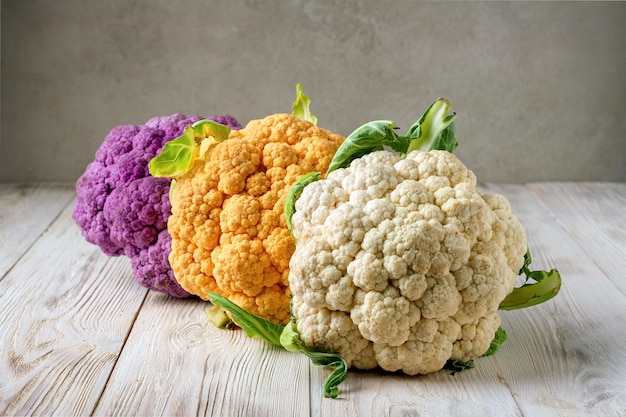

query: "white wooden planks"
(310, 364), (522, 417)
(485, 183), (626, 416)
(0, 183), (75, 278)
(93, 291), (311, 417)
(0, 194), (148, 416)
(526, 182), (626, 293)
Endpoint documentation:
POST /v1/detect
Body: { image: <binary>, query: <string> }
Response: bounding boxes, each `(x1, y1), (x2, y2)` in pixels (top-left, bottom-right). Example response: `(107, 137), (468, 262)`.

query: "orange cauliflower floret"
(168, 114), (344, 323)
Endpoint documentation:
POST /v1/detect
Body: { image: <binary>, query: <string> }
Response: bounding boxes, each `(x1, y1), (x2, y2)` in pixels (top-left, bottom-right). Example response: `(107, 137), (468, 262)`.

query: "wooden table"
(1, 182), (624, 417)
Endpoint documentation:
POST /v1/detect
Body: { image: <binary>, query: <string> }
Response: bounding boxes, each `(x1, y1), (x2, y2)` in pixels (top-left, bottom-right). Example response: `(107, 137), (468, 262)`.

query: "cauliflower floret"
(374, 318), (461, 374)
(289, 149), (527, 373)
(293, 298), (377, 370)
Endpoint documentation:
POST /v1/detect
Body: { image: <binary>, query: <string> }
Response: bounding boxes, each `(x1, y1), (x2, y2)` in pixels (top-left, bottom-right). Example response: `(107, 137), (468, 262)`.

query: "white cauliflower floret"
(288, 149), (527, 374)
(292, 298), (377, 370)
(351, 287), (413, 346)
(374, 318), (461, 375)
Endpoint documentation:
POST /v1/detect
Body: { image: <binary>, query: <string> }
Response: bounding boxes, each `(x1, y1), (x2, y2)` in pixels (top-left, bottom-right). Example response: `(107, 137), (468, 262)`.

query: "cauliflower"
(73, 113), (242, 297)
(285, 98), (559, 375)
(289, 149), (526, 373)
(150, 86), (344, 323)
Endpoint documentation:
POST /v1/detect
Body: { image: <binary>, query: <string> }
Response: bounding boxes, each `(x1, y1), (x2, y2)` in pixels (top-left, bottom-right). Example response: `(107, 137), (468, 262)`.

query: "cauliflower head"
(73, 113), (242, 297)
(167, 113), (344, 323)
(288, 149), (527, 374)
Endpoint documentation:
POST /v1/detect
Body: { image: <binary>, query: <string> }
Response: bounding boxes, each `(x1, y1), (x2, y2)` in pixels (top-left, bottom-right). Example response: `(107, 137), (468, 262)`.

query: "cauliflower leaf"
(405, 97), (458, 153)
(292, 83), (318, 125)
(499, 249), (562, 310)
(149, 120), (231, 179)
(326, 98), (456, 175)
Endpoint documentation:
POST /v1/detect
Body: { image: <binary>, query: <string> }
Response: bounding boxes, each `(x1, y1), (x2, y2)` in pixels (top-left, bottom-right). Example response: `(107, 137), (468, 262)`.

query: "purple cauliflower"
(73, 113), (243, 297)
(131, 230), (186, 298)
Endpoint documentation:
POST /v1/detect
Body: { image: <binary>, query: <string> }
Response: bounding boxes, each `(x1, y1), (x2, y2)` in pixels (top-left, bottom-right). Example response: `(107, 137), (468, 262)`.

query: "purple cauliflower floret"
(104, 176), (170, 256)
(131, 230), (188, 298)
(73, 113), (243, 297)
(95, 125), (166, 166)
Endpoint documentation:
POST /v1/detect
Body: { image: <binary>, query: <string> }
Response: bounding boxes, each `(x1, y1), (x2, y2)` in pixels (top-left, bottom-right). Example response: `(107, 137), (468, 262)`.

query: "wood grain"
(0, 183), (75, 278)
(94, 291), (311, 417)
(310, 363), (522, 417)
(0, 200), (147, 416)
(526, 182), (626, 293)
(485, 183), (626, 416)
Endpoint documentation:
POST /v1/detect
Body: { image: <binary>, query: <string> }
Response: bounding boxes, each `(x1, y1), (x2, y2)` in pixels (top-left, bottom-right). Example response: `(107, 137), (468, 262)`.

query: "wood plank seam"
(88, 288), (150, 415)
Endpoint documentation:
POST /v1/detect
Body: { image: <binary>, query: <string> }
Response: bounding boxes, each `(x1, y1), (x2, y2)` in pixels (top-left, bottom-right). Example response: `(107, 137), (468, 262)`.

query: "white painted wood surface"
(1, 182), (624, 417)
(0, 183), (75, 278)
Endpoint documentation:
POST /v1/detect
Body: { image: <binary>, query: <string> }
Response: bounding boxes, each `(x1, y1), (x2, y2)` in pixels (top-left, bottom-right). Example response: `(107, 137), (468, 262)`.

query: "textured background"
(1, 0), (624, 183)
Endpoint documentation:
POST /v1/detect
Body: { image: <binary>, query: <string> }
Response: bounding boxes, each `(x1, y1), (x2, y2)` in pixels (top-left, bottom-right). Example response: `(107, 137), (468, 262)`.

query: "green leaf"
(149, 120), (231, 179)
(284, 172), (320, 240)
(192, 119), (231, 142)
(499, 248), (562, 310)
(499, 269), (561, 310)
(149, 126), (196, 178)
(431, 121), (458, 153)
(326, 120), (406, 174)
(323, 98), (458, 177)
(209, 293), (349, 399)
(279, 318), (348, 398)
(406, 98), (458, 153)
(279, 318), (304, 352)
(443, 359), (475, 374)
(482, 327), (507, 357)
(303, 350), (348, 398)
(207, 293), (284, 346)
(292, 83), (317, 125)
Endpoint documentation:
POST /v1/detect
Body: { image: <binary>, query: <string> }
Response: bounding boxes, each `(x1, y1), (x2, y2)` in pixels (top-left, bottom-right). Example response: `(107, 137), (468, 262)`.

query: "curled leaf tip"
(406, 98), (458, 153)
(191, 119), (231, 142)
(326, 120), (403, 175)
(292, 83), (318, 125)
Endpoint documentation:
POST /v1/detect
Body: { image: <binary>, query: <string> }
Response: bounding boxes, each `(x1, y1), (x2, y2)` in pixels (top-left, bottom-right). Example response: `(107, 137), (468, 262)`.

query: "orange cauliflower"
(153, 111), (344, 323)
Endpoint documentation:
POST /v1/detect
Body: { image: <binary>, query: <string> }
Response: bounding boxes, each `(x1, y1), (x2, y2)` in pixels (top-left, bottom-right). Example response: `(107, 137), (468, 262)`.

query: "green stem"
(406, 98), (457, 154)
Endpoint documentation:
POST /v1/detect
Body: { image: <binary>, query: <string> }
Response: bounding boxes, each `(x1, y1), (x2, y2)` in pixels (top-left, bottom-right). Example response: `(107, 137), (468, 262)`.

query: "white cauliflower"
(288, 148), (527, 374)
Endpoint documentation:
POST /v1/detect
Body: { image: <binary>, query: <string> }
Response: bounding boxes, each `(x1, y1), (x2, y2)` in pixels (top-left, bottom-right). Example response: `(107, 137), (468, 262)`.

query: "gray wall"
(1, 0), (625, 184)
